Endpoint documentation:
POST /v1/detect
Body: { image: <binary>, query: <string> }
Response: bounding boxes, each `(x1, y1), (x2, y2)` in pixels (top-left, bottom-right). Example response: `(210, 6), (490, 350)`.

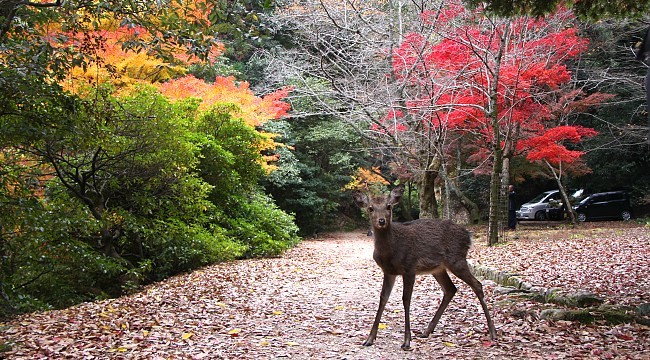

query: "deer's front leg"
(401, 273), (416, 350)
(363, 274), (396, 346)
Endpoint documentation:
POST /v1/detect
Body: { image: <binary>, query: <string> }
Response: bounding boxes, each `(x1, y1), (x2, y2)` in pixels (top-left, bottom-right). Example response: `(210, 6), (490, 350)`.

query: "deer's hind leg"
(448, 259), (496, 340)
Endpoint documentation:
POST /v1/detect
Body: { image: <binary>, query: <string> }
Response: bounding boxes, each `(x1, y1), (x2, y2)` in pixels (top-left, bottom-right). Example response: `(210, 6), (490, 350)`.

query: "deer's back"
(372, 218), (472, 275)
(391, 218), (471, 246)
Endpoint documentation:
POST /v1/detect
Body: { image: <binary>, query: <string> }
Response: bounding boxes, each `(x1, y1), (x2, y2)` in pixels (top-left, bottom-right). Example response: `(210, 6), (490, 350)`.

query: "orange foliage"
(61, 24), (225, 92)
(156, 75), (293, 172)
(39, 6), (291, 173)
(156, 75), (291, 127)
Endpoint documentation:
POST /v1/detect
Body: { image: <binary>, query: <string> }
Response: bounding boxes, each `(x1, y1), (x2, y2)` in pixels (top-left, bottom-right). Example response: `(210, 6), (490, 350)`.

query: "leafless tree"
(261, 0), (480, 219)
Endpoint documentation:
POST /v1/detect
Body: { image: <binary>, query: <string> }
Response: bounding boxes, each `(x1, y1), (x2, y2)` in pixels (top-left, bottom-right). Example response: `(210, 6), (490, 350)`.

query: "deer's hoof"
(418, 330), (431, 338)
(401, 344), (413, 351)
(362, 340), (374, 347)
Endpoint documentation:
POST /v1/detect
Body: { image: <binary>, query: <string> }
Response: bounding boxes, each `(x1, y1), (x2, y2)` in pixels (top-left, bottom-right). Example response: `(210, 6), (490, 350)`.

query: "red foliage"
(381, 1), (604, 174)
(524, 126), (598, 164)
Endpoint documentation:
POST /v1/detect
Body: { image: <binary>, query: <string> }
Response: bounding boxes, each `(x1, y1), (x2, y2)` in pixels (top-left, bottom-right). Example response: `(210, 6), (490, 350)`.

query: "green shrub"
(225, 192), (300, 258)
(0, 197), (126, 318)
(0, 88), (302, 319)
(134, 218), (247, 280)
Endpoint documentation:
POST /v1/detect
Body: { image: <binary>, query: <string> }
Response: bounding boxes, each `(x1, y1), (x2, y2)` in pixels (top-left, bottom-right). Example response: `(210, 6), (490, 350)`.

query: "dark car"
(572, 191), (632, 222)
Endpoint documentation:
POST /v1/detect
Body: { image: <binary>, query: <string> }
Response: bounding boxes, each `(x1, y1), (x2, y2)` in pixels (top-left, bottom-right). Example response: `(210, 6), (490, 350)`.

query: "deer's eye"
(368, 206), (374, 212)
(386, 204), (392, 210)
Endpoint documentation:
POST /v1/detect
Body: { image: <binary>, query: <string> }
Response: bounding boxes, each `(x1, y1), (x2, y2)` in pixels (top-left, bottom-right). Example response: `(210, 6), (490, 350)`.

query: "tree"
(566, 19), (650, 200)
(268, 0), (467, 219)
(20, 87), (208, 261)
(155, 75), (292, 171)
(271, 1), (602, 239)
(464, 0), (650, 19)
(0, 0), (301, 316)
(263, 113), (364, 235)
(523, 125), (598, 224)
(379, 3), (596, 244)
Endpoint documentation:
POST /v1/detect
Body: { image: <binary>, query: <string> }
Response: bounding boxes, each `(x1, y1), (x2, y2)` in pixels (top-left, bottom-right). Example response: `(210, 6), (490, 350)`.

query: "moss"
(595, 305), (634, 325)
(541, 308), (595, 324)
(566, 310), (596, 324)
(541, 305), (642, 325)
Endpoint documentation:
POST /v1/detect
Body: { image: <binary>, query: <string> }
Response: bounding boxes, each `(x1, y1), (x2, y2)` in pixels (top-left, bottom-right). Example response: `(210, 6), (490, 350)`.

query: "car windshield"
(529, 191), (553, 203)
(578, 196), (592, 205)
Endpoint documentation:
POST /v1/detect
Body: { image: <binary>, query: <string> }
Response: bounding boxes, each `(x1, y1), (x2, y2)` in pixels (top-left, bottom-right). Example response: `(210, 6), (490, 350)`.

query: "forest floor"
(2, 222), (649, 359)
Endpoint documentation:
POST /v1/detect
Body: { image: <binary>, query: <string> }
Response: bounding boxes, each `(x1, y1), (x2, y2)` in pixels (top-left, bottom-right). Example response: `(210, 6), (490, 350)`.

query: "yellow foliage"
(118, 52), (186, 83)
(344, 167), (389, 191)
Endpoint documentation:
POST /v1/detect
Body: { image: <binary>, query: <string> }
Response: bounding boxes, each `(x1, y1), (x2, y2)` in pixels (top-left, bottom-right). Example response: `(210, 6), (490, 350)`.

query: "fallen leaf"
(3, 228), (649, 359)
(181, 332), (194, 340)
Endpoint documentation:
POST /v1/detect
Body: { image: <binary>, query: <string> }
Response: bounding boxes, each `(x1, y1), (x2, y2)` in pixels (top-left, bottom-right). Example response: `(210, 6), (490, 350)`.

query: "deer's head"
(354, 185), (404, 230)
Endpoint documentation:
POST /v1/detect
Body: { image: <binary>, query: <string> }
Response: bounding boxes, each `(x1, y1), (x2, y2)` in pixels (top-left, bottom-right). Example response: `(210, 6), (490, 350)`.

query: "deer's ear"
(353, 191), (369, 208)
(389, 185), (405, 205)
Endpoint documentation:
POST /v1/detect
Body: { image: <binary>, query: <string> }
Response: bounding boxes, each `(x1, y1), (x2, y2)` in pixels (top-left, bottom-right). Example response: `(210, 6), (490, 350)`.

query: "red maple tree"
(379, 2), (607, 241)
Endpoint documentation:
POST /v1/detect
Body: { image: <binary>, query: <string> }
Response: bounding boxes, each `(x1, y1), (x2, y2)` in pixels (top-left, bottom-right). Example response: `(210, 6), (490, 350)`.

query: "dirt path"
(3, 229), (649, 359)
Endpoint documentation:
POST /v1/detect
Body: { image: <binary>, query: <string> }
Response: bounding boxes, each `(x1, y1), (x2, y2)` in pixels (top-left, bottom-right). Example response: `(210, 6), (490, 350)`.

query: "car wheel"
(534, 211), (546, 221)
(577, 212), (587, 222)
(621, 210), (631, 221)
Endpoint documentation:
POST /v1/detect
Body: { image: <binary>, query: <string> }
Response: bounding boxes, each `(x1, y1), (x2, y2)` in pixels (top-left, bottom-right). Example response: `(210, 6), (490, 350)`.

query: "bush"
(0, 89), (302, 319)
(133, 218), (247, 281)
(0, 196), (126, 318)
(224, 192), (300, 258)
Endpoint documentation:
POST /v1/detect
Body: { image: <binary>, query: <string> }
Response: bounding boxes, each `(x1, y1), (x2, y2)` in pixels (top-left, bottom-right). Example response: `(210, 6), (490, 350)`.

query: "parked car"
(545, 204), (566, 221)
(572, 191), (632, 222)
(516, 190), (561, 221)
(545, 189), (586, 221)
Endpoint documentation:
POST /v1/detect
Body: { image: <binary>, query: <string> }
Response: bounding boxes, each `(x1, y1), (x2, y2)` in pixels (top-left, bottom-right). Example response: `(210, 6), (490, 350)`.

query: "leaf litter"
(2, 223), (649, 359)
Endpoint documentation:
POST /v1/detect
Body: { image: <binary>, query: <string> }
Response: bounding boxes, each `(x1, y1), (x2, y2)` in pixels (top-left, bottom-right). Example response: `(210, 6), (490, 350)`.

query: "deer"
(353, 185), (496, 350)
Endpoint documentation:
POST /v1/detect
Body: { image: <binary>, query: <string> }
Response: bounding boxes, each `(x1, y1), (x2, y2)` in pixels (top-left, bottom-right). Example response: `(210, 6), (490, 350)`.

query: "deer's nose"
(378, 218), (386, 226)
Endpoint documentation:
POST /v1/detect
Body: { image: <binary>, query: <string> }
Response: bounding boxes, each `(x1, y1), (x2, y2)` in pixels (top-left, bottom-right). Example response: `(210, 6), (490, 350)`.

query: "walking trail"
(3, 226), (649, 359)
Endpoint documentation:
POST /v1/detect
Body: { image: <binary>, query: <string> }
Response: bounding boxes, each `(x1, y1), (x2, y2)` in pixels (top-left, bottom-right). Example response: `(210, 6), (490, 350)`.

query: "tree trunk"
(488, 149), (503, 246)
(486, 24), (509, 246)
(646, 68), (650, 146)
(441, 160), (480, 224)
(453, 186), (479, 224)
(499, 156), (511, 231)
(545, 160), (577, 225)
(418, 170), (439, 219)
(400, 182), (415, 221)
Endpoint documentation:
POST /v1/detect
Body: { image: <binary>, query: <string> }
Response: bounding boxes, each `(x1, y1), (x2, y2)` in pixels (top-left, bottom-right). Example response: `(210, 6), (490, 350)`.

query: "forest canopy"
(464, 0), (650, 19)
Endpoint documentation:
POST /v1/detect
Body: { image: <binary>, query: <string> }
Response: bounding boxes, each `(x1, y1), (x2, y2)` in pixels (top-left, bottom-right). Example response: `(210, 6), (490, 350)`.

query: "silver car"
(516, 190), (561, 221)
